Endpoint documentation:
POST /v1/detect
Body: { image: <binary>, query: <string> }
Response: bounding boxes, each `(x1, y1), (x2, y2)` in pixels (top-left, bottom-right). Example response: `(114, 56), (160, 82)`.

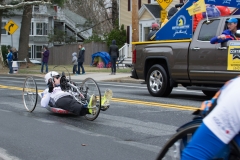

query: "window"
(198, 20), (220, 41)
(43, 23), (48, 35)
(128, 0), (131, 11)
(144, 27), (150, 41)
(36, 23), (48, 35)
(36, 23), (43, 35)
(36, 46), (43, 58)
(28, 45), (32, 59)
(1, 22), (6, 35)
(138, 0), (141, 10)
(33, 5), (39, 12)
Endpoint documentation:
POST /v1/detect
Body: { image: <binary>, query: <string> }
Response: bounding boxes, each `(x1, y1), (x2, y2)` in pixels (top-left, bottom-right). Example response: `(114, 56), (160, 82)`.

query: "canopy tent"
(91, 52), (111, 68)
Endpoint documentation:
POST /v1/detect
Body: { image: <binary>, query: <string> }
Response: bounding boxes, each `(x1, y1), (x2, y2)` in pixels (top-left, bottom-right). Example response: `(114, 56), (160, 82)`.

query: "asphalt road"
(0, 76), (210, 160)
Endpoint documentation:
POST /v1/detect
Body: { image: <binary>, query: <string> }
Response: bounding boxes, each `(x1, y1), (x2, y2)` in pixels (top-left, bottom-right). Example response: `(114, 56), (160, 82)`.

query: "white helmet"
(44, 71), (59, 84)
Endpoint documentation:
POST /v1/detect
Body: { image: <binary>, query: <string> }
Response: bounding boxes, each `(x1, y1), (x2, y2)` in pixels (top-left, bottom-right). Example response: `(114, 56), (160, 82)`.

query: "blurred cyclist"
(182, 76), (240, 159)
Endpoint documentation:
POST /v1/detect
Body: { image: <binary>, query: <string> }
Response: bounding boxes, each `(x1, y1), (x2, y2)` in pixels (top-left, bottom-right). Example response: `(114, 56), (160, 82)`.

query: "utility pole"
(132, 0), (139, 57)
(132, 0), (139, 43)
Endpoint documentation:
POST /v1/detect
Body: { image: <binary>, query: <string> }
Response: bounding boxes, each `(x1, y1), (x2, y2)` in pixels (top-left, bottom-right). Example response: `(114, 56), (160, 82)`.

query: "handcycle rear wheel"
(81, 78), (101, 121)
(22, 76), (38, 112)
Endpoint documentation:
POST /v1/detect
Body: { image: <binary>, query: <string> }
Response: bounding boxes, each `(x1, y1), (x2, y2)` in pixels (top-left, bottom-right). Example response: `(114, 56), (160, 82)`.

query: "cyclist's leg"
(182, 122), (228, 160)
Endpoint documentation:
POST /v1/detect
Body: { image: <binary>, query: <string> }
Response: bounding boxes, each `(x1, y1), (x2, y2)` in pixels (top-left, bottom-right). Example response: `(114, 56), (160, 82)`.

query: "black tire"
(22, 76), (38, 112)
(81, 78), (101, 121)
(146, 64), (173, 97)
(202, 90), (216, 97)
(157, 124), (200, 160)
(157, 124), (240, 160)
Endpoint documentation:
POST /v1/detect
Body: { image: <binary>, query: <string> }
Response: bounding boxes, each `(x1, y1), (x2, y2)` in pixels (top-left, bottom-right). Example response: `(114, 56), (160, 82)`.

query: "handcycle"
(22, 67), (110, 121)
(156, 113), (240, 159)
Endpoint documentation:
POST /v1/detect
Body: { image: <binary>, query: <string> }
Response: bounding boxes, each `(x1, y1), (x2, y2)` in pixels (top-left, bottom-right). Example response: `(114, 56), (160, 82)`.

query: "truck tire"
(147, 64), (173, 97)
(202, 90), (216, 97)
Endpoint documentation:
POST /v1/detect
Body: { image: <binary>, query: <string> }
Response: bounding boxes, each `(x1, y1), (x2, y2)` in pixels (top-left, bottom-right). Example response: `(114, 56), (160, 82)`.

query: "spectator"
(6, 48), (13, 74)
(41, 46), (49, 74)
(108, 40), (119, 75)
(147, 22), (160, 41)
(12, 47), (18, 61)
(72, 52), (78, 75)
(77, 44), (85, 75)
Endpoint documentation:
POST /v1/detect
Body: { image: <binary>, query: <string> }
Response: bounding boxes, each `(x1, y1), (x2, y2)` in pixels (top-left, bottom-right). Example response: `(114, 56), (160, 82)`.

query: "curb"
(0, 73), (145, 84)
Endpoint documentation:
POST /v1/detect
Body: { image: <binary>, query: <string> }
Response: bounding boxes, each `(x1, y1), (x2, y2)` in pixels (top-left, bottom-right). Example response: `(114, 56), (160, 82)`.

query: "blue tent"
(91, 51), (111, 68)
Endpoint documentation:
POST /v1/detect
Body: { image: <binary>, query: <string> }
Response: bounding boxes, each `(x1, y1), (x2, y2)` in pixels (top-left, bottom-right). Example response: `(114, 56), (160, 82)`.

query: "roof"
(62, 9), (86, 25)
(143, 4), (162, 18)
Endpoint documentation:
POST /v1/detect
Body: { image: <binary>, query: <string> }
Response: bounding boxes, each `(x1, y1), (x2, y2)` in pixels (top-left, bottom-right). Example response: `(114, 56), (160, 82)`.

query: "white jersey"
(41, 86), (71, 108)
(203, 77), (240, 144)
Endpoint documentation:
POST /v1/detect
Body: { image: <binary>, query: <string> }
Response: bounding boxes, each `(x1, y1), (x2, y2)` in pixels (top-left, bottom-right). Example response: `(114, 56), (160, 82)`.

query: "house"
(1, 4), (92, 61)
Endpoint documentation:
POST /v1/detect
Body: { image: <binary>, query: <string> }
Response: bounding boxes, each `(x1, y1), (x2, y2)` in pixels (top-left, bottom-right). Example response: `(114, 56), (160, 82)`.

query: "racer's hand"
(48, 80), (54, 93)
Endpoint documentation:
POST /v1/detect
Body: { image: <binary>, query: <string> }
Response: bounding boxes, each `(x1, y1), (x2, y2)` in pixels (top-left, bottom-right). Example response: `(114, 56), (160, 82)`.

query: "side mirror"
(235, 30), (240, 37)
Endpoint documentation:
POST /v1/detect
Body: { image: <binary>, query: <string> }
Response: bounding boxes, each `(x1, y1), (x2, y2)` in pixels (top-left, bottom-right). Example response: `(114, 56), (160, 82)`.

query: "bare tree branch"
(77, 17), (112, 34)
(0, 1), (52, 9)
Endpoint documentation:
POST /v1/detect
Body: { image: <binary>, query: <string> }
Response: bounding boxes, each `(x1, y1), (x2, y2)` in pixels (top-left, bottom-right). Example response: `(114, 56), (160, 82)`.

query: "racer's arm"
(41, 89), (51, 108)
(41, 82), (54, 108)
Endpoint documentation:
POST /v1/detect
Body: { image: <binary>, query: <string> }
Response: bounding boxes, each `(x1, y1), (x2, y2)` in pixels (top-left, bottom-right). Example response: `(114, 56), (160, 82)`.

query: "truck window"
(198, 20), (220, 41)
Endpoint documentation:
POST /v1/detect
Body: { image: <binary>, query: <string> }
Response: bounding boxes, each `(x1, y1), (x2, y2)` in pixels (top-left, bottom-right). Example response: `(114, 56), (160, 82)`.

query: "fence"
(48, 42), (108, 65)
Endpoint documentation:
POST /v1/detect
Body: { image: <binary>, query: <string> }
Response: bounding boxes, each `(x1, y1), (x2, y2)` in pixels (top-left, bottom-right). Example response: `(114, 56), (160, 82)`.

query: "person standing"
(6, 48), (13, 74)
(147, 22), (160, 41)
(12, 47), (18, 61)
(109, 40), (119, 75)
(72, 52), (78, 74)
(41, 46), (49, 74)
(77, 44), (85, 75)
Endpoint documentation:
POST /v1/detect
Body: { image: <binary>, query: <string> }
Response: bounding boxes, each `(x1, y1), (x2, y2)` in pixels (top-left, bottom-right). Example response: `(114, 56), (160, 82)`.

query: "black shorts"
(55, 96), (87, 116)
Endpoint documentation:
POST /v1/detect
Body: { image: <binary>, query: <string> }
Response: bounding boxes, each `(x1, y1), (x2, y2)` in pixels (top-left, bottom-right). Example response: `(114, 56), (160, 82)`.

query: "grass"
(1, 64), (131, 74)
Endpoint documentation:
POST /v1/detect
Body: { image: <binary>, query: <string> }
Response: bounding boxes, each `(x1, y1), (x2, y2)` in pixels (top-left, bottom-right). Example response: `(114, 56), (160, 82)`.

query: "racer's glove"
(48, 81), (54, 93)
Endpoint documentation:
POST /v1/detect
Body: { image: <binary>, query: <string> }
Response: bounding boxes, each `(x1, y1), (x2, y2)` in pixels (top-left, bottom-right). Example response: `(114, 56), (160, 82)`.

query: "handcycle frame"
(157, 116), (240, 159)
(22, 74), (102, 121)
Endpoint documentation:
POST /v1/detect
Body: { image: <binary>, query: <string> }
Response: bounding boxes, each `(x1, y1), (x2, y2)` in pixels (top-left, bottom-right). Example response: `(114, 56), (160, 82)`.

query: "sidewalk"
(0, 71), (145, 84)
(70, 72), (145, 83)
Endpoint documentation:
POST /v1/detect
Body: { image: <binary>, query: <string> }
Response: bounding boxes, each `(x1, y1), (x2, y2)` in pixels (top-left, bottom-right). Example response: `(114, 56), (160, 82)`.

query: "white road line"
(0, 148), (21, 160)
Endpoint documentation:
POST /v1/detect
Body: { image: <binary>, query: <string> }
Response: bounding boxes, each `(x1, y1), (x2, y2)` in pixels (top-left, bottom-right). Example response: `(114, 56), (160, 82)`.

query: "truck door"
(214, 18), (240, 83)
(189, 19), (221, 82)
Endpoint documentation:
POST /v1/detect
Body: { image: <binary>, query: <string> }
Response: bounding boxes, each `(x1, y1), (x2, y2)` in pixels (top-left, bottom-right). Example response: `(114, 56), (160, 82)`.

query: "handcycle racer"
(41, 71), (112, 116)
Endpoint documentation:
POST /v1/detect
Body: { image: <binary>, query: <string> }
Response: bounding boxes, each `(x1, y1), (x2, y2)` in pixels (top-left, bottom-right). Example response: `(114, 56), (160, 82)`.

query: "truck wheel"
(202, 90), (216, 97)
(147, 64), (172, 97)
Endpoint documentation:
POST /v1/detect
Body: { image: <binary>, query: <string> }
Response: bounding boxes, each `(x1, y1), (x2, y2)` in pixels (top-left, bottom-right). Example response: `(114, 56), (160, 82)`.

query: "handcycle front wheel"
(81, 78), (101, 121)
(22, 76), (38, 112)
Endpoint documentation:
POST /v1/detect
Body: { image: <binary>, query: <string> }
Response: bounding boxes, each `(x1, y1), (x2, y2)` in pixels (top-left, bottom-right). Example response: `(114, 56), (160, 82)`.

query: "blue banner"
(155, 0), (240, 41)
(206, 0), (240, 7)
(155, 0), (193, 40)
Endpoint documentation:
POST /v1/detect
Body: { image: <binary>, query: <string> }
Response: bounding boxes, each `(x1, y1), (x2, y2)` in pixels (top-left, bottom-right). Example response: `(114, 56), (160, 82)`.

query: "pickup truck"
(131, 16), (240, 97)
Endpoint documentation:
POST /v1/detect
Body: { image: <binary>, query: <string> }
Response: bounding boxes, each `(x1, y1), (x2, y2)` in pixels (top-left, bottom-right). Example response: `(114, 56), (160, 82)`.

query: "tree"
(18, 0), (65, 62)
(0, 0), (52, 68)
(105, 24), (126, 49)
(65, 0), (119, 35)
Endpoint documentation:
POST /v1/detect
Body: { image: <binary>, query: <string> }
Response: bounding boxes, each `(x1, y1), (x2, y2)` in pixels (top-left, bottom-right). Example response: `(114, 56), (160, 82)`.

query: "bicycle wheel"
(157, 124), (200, 160)
(81, 78), (101, 121)
(22, 76), (38, 112)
